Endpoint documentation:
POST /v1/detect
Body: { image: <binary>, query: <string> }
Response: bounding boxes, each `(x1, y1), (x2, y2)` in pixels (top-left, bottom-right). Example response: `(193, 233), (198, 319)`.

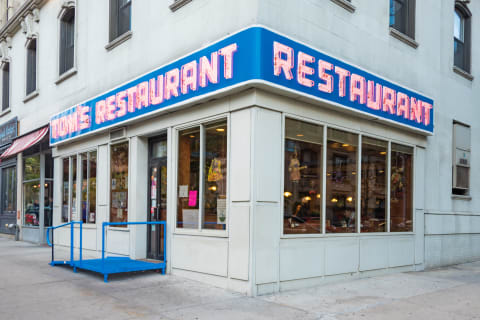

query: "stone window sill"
(331, 0), (355, 13)
(55, 68), (77, 85)
(453, 66), (474, 81)
(389, 27), (418, 49)
(0, 108), (11, 117)
(105, 31), (132, 51)
(170, 0), (192, 12)
(451, 194), (472, 201)
(23, 90), (39, 103)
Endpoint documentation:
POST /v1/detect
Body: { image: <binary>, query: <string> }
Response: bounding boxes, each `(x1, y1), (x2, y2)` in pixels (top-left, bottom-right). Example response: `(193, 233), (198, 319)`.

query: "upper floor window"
(453, 2), (472, 73)
(2, 62), (9, 111)
(59, 7), (75, 75)
(109, 0), (131, 41)
(26, 39), (37, 95)
(452, 122), (470, 196)
(389, 0), (415, 39)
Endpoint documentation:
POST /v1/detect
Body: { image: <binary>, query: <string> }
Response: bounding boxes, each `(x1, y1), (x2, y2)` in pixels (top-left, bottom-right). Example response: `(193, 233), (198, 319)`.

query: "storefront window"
(110, 142), (129, 225)
(62, 158), (69, 222)
(203, 120), (227, 229)
(361, 137), (387, 232)
(81, 151), (97, 223)
(177, 128), (200, 229)
(23, 155), (41, 227)
(72, 155), (77, 221)
(284, 118), (323, 234)
(326, 128), (358, 233)
(2, 166), (16, 213)
(390, 143), (413, 232)
(177, 119), (229, 231)
(44, 153), (53, 227)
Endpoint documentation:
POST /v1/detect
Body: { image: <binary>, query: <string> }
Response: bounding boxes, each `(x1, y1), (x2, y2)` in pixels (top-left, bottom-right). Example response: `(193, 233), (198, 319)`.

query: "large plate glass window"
(283, 118), (323, 234)
(390, 143), (413, 232)
(361, 137), (387, 232)
(326, 128), (358, 233)
(81, 151), (97, 223)
(2, 166), (16, 216)
(177, 119), (228, 231)
(110, 142), (129, 225)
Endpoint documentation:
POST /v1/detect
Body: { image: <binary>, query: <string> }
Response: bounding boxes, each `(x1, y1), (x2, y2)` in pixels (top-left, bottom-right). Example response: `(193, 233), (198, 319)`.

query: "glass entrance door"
(147, 136), (167, 260)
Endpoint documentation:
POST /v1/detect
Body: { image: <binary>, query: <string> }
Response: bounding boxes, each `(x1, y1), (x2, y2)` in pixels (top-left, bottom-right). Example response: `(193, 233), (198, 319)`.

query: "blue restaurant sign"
(50, 26), (434, 145)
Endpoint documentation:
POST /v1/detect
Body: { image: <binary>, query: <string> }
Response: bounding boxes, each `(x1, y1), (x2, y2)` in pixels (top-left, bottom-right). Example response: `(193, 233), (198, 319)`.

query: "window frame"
(452, 121), (471, 197)
(389, 0), (416, 41)
(24, 37), (38, 99)
(453, 1), (472, 74)
(173, 114), (230, 237)
(61, 148), (98, 225)
(1, 61), (10, 112)
(58, 5), (77, 79)
(107, 140), (130, 230)
(109, 0), (132, 42)
(281, 113), (416, 239)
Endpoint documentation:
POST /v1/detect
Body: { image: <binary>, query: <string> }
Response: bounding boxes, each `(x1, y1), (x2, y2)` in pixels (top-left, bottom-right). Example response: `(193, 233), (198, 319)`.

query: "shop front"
(1, 126), (53, 243)
(49, 26), (433, 295)
(0, 118), (18, 235)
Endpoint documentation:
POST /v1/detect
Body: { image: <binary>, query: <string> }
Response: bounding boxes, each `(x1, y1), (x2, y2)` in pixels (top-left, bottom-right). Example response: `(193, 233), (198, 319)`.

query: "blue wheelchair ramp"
(47, 221), (167, 283)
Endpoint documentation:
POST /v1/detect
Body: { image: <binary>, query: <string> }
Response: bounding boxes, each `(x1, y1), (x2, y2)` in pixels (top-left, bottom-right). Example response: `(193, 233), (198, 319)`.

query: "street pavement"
(0, 236), (479, 320)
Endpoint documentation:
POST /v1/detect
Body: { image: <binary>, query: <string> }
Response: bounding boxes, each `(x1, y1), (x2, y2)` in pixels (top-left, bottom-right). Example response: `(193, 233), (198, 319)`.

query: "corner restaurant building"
(50, 26), (434, 295)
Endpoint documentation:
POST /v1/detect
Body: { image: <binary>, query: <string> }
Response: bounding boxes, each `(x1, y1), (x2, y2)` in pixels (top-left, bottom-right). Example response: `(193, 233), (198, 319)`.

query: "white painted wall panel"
(228, 205), (250, 280)
(230, 109), (252, 202)
(279, 239), (324, 281)
(105, 230), (130, 256)
(254, 204), (280, 284)
(325, 239), (358, 275)
(172, 235), (228, 277)
(389, 237), (415, 268)
(359, 238), (388, 271)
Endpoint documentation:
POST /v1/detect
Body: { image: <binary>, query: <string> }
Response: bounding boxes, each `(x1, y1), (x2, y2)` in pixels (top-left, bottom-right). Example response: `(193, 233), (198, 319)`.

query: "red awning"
(0, 126), (49, 159)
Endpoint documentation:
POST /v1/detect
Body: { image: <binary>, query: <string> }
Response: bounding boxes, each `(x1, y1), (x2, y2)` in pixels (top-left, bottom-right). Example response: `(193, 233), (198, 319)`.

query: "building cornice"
(0, 0), (46, 41)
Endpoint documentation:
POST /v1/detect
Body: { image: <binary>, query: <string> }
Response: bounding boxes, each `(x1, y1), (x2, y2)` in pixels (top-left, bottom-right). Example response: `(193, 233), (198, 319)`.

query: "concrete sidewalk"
(0, 236), (479, 320)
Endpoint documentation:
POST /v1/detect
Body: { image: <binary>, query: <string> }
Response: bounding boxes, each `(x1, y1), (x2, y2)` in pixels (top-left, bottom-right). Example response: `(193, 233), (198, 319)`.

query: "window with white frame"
(26, 38), (37, 95)
(109, 0), (131, 42)
(61, 151), (97, 223)
(283, 117), (414, 235)
(59, 6), (75, 75)
(453, 1), (472, 74)
(176, 119), (228, 230)
(452, 122), (470, 196)
(2, 61), (10, 111)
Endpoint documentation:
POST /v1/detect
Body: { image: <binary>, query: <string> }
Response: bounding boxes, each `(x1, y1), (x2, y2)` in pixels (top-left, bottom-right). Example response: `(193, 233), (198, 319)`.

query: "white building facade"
(0, 0), (477, 296)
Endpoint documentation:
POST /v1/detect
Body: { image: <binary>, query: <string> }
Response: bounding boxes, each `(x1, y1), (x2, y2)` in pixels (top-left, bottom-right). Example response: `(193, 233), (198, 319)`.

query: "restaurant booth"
(50, 26), (432, 295)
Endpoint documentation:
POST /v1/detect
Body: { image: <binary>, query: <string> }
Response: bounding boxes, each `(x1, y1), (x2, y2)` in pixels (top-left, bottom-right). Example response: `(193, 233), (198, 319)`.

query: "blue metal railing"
(46, 221), (83, 267)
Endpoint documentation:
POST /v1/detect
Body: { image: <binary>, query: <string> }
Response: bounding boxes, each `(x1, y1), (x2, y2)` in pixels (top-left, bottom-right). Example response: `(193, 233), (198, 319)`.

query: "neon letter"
(116, 91), (127, 118)
(50, 119), (59, 139)
(181, 61), (198, 94)
(409, 97), (422, 124)
(78, 106), (91, 130)
(199, 52), (219, 87)
(165, 68), (180, 100)
(367, 81), (382, 110)
(273, 41), (294, 80)
(136, 81), (149, 109)
(422, 102), (433, 126)
(350, 74), (366, 104)
(318, 60), (333, 93)
(149, 76), (164, 105)
(382, 86), (396, 114)
(95, 100), (106, 124)
(218, 43), (237, 79)
(106, 95), (117, 121)
(396, 92), (410, 119)
(297, 52), (315, 87)
(335, 66), (350, 97)
(127, 87), (137, 113)
(66, 112), (78, 134)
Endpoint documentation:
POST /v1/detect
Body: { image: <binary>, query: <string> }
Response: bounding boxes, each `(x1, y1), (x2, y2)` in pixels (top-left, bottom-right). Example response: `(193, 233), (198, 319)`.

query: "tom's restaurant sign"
(50, 26), (434, 145)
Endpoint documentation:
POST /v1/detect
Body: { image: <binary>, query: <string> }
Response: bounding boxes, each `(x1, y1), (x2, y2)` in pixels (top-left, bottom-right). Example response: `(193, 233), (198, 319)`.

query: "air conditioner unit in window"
(110, 127), (126, 141)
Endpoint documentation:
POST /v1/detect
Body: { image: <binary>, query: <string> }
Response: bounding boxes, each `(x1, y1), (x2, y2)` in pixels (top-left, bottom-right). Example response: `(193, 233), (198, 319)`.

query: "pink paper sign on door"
(188, 190), (198, 207)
